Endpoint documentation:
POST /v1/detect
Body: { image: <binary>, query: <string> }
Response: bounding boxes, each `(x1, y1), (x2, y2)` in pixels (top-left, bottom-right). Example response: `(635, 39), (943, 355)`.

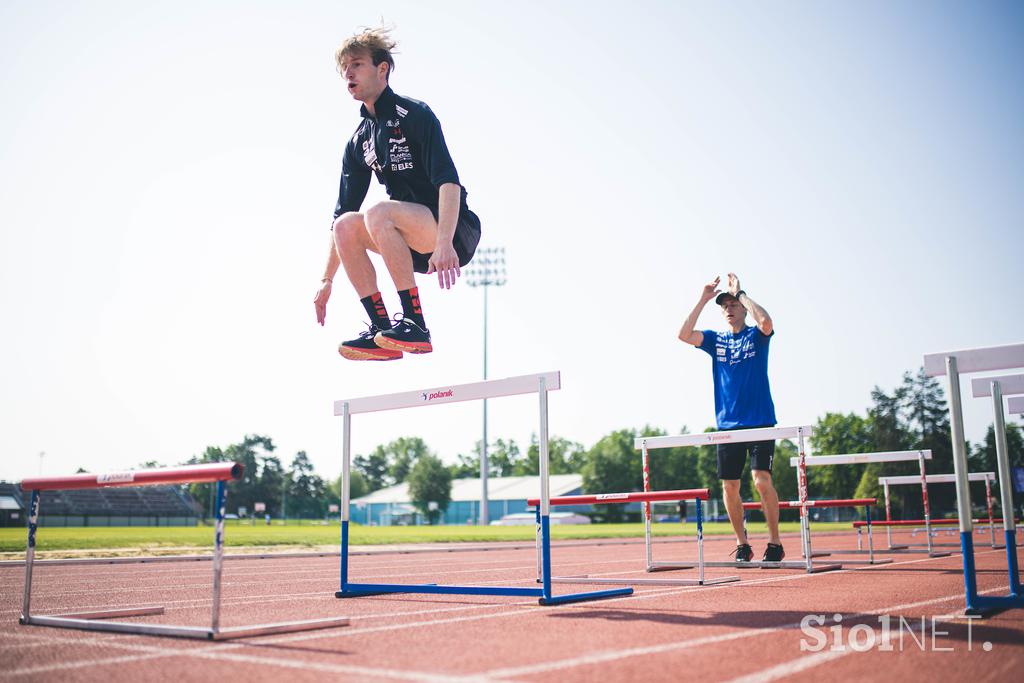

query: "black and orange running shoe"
(374, 315), (432, 354)
(338, 323), (403, 361)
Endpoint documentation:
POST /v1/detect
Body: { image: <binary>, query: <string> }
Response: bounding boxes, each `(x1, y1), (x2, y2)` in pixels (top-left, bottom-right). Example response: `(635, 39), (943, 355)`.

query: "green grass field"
(0, 521), (851, 555)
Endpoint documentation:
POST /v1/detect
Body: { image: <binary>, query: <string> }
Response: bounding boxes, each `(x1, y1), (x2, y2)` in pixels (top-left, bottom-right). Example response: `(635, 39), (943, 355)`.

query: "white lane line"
(720, 584), (1014, 683)
(723, 650), (850, 683)
(248, 545), (978, 648)
(476, 551), (1006, 679)
(0, 630), (497, 682)
(3, 651), (172, 677)
(7, 556), (635, 602)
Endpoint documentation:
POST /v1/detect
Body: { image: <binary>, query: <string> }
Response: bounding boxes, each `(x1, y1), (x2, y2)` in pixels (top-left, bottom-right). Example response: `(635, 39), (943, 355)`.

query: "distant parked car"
(490, 511), (591, 526)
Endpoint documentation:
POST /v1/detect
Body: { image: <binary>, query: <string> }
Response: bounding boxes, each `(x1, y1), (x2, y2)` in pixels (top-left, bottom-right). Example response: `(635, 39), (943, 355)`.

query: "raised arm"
(678, 277), (720, 346)
(727, 273), (773, 336)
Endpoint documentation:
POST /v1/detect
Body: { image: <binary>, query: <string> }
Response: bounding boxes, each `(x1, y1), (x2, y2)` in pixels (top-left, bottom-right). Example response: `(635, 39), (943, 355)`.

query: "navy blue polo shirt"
(697, 325), (777, 430)
(333, 86), (469, 220)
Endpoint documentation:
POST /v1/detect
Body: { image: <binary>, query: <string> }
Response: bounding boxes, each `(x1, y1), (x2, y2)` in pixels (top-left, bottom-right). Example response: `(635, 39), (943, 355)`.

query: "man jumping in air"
(677, 274), (783, 563)
(313, 26), (481, 360)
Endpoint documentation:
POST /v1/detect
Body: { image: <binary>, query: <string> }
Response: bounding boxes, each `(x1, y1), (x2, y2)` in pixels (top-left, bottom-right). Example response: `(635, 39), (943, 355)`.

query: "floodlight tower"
(465, 247), (508, 525)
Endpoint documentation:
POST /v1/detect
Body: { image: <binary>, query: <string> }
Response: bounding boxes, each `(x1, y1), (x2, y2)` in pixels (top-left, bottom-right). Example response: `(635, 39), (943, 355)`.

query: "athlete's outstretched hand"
(727, 273), (742, 296)
(701, 276), (722, 303)
(427, 242), (460, 290)
(314, 281), (332, 325)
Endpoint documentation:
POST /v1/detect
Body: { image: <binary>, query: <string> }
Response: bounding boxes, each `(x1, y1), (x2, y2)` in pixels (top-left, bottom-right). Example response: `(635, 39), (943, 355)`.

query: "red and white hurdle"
(791, 449), (948, 562)
(527, 488), (739, 586)
(875, 471), (1001, 551)
(18, 463), (350, 640)
(637, 425), (848, 572)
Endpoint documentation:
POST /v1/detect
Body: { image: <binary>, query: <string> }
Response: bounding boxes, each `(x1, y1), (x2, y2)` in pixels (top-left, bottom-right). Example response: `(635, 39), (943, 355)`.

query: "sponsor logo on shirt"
(715, 333), (757, 365)
(388, 125), (414, 171)
(362, 138), (382, 172)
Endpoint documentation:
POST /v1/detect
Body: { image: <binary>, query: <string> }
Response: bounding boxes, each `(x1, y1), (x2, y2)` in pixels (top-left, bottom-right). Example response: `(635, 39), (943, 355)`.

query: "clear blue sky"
(2, 1), (1022, 482)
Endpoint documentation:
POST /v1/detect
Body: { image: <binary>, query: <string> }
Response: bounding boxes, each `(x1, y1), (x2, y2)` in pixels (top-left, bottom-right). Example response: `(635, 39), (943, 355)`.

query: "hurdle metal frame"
(527, 488), (739, 586)
(19, 463), (350, 640)
(876, 472), (1000, 551)
(636, 426), (843, 572)
(790, 449), (950, 560)
(333, 371), (633, 606)
(924, 342), (1024, 616)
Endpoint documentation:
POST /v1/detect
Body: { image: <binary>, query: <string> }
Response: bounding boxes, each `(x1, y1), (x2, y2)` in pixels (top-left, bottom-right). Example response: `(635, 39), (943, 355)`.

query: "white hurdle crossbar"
(877, 472), (1000, 550)
(793, 449), (938, 562)
(636, 425), (843, 572)
(1008, 396), (1024, 415)
(925, 342), (1024, 615)
(333, 371), (632, 606)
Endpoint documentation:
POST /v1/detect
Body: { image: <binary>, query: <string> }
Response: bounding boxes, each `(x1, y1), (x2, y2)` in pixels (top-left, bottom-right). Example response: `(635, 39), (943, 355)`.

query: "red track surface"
(2, 528), (1022, 682)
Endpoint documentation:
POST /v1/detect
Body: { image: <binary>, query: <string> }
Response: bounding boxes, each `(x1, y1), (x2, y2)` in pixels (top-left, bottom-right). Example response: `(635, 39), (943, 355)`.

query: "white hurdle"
(792, 450), (936, 563)
(636, 426), (843, 572)
(877, 472), (1000, 550)
(924, 342), (1024, 615)
(333, 371), (632, 606)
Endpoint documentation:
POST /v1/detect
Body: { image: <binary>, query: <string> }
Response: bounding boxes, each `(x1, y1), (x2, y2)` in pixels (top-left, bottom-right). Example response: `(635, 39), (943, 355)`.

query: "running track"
(2, 530), (1022, 682)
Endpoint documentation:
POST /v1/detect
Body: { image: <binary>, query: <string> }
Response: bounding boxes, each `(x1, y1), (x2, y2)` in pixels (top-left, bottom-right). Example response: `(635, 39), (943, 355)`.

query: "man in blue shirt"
(678, 274), (783, 563)
(312, 27), (481, 361)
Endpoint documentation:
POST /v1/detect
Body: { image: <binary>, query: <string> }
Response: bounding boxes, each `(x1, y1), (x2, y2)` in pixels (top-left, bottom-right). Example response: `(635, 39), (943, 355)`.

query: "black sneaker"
(374, 315), (432, 354)
(338, 323), (403, 361)
(762, 543), (785, 562)
(731, 543), (753, 563)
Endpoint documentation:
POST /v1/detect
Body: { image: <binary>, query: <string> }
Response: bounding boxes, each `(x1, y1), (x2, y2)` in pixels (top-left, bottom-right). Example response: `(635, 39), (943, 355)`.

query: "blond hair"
(335, 26), (397, 80)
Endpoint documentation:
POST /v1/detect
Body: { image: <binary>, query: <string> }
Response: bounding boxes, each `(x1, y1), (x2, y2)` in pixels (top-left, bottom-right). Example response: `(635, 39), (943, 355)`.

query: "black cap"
(715, 291), (739, 305)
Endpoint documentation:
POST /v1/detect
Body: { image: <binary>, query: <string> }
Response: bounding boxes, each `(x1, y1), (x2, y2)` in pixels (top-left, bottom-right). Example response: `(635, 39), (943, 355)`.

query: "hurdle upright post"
(918, 449), (934, 556)
(538, 375), (553, 602)
(340, 401), (351, 593)
(796, 426), (813, 572)
(945, 356), (983, 609)
(641, 439), (653, 571)
(991, 380), (1021, 594)
(210, 479), (226, 635)
(20, 490), (40, 624)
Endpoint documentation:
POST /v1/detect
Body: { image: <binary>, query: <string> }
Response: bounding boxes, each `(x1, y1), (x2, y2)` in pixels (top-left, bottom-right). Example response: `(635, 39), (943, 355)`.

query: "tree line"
(342, 367), (1023, 523)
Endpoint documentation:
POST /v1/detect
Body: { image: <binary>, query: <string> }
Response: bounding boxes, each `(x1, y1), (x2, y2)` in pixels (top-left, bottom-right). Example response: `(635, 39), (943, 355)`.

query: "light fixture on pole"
(465, 246), (508, 525)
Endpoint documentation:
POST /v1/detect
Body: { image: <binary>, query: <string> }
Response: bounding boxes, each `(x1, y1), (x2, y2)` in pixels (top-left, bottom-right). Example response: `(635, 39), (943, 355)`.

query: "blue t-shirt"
(698, 325), (776, 430)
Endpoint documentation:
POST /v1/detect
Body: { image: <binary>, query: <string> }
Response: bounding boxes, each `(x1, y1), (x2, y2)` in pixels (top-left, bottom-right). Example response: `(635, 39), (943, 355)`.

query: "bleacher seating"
(1, 482), (199, 518)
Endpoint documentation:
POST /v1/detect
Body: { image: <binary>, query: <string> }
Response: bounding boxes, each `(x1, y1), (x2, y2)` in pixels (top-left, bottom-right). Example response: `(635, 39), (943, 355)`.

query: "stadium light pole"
(465, 247), (507, 526)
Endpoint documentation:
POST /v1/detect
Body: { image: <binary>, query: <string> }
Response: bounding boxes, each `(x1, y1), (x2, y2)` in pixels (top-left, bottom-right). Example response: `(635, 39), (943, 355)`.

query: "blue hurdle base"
(338, 583), (545, 598)
(964, 594), (1024, 617)
(960, 531), (1024, 617)
(336, 582), (632, 605)
(538, 588), (633, 606)
(335, 583), (437, 598)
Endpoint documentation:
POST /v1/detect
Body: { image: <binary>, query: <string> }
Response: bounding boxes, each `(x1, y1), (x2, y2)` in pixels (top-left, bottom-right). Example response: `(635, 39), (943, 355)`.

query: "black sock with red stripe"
(360, 292), (392, 330)
(398, 287), (425, 328)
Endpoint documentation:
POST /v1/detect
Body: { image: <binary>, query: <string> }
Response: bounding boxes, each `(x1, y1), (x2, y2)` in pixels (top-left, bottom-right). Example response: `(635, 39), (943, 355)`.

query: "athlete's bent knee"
(363, 202), (395, 235)
(334, 212), (365, 243)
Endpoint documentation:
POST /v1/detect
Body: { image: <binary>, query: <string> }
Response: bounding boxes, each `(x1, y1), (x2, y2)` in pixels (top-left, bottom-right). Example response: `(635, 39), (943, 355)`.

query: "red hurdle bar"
(19, 462), (350, 640)
(527, 488), (709, 508)
(743, 498), (877, 510)
(20, 462), (243, 492)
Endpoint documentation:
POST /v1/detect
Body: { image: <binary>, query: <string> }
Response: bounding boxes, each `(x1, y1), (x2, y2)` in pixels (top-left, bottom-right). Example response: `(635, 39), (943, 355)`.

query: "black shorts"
(410, 206), (481, 274)
(716, 426), (776, 480)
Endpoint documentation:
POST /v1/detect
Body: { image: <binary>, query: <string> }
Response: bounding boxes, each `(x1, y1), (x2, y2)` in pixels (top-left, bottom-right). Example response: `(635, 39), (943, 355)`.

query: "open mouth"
(347, 82), (357, 92)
